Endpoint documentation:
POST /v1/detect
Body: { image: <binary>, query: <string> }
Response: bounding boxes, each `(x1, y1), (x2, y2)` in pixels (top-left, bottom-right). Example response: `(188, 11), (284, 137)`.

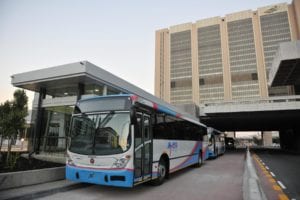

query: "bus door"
(134, 112), (152, 184)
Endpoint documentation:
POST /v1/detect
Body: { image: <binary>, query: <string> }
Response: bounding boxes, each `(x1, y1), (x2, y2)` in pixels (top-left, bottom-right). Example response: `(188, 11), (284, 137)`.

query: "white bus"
(206, 127), (225, 159)
(66, 94), (208, 187)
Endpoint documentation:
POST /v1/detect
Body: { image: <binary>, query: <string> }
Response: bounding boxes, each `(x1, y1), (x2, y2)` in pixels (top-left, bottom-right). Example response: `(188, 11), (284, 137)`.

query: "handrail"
(201, 95), (300, 106)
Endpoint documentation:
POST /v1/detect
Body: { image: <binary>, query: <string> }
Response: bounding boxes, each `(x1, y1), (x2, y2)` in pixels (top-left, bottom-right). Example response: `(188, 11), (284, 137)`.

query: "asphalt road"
(37, 150), (245, 200)
(253, 149), (300, 200)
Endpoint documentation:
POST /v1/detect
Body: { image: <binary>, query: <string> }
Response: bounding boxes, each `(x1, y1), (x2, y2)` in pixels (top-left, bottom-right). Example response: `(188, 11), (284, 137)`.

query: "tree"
(0, 101), (15, 164)
(0, 103), (7, 153)
(0, 90), (28, 165)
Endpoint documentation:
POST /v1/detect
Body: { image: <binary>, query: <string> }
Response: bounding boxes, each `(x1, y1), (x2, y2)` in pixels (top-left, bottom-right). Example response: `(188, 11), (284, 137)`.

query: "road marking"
(265, 166), (269, 170)
(266, 173), (272, 177)
(254, 154), (290, 200)
(273, 185), (282, 191)
(277, 181), (287, 189)
(270, 172), (276, 177)
(268, 178), (276, 183)
(278, 193), (289, 200)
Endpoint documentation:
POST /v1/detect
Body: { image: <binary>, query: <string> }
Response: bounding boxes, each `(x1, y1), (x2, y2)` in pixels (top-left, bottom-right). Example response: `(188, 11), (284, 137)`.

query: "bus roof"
(78, 94), (206, 127)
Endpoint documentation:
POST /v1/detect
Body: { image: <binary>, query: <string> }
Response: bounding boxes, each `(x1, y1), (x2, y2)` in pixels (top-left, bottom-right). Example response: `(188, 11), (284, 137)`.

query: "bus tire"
(152, 158), (167, 186)
(195, 151), (202, 168)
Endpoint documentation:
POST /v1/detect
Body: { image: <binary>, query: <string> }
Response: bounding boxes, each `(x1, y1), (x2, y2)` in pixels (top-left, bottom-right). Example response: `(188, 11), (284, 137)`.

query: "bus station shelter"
(11, 61), (193, 162)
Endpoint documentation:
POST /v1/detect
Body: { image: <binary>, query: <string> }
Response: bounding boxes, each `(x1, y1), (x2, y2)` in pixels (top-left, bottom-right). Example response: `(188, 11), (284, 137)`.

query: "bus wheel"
(195, 151), (202, 168)
(152, 158), (167, 186)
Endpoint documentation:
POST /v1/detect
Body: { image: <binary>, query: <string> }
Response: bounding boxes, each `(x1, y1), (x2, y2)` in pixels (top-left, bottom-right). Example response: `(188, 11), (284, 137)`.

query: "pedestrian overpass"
(199, 95), (300, 152)
(199, 95), (300, 131)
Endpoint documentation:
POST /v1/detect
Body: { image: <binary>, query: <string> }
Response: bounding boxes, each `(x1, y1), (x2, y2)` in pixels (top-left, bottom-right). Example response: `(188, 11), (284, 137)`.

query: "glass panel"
(170, 30), (193, 105)
(143, 116), (151, 176)
(144, 117), (150, 141)
(134, 113), (143, 179)
(47, 86), (78, 97)
(40, 106), (73, 153)
(134, 114), (142, 148)
(144, 143), (150, 175)
(134, 148), (142, 179)
(84, 84), (104, 96)
(107, 87), (121, 95)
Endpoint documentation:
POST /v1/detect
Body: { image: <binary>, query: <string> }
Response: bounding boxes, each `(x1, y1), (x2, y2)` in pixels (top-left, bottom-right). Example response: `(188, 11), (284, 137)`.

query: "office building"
(155, 1), (300, 105)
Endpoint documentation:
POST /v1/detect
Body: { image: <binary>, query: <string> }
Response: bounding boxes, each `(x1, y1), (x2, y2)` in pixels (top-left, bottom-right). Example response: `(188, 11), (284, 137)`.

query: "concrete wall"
(0, 166), (65, 190)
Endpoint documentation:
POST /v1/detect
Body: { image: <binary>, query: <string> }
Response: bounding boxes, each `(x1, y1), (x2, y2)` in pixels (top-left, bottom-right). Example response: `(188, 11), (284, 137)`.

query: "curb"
(0, 167), (66, 190)
(243, 148), (267, 200)
(1, 181), (90, 200)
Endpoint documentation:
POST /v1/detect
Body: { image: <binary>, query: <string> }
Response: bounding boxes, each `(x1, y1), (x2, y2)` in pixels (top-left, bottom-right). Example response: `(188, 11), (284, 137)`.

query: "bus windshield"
(69, 112), (131, 155)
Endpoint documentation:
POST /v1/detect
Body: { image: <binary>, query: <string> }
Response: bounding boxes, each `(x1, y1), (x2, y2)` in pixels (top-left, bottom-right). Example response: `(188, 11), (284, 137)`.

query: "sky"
(0, 0), (292, 107)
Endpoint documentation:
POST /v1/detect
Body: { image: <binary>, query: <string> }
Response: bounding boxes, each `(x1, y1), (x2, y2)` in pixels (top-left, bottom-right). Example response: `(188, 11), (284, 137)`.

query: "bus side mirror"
(130, 108), (137, 124)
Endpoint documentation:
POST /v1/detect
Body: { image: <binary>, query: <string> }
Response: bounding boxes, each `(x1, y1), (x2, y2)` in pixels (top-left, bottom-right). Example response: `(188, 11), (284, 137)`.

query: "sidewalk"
(0, 179), (89, 200)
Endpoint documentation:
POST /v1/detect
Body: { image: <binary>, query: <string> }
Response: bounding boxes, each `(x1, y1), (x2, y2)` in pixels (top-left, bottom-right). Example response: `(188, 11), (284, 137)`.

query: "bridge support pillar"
(262, 131), (273, 147)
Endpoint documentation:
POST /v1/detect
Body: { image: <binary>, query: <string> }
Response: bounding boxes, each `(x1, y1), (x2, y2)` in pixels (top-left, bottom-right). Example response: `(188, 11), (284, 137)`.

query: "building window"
(171, 81), (176, 88)
(251, 73), (258, 80)
(199, 78), (205, 86)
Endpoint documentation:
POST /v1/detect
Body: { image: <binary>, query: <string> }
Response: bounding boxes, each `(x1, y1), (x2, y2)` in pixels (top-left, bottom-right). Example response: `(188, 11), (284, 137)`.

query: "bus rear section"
(206, 127), (225, 159)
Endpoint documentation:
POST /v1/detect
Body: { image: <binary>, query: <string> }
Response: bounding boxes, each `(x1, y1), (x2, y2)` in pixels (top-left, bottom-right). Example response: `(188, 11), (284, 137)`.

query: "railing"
(201, 95), (300, 107)
(199, 95), (300, 116)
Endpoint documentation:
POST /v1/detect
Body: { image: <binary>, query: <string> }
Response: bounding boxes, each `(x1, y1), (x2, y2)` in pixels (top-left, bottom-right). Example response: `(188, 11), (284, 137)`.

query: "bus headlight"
(112, 155), (131, 168)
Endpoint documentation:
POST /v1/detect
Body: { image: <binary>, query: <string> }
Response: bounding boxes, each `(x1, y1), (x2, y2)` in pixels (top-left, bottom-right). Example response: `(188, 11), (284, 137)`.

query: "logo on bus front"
(90, 158), (95, 164)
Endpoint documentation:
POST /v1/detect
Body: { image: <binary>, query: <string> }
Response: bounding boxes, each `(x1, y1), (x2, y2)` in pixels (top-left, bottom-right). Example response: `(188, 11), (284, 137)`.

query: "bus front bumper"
(66, 165), (134, 188)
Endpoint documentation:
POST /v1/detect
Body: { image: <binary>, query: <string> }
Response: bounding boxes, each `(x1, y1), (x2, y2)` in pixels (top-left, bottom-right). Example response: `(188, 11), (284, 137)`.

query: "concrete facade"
(155, 1), (300, 106)
(269, 41), (300, 88)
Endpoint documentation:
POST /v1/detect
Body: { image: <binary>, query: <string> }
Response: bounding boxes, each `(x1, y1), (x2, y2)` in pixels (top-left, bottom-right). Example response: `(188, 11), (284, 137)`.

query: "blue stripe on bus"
(66, 165), (133, 188)
(156, 104), (178, 117)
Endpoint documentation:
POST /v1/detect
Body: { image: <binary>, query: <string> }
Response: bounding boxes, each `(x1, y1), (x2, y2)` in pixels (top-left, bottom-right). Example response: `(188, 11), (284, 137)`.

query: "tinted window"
(153, 113), (206, 141)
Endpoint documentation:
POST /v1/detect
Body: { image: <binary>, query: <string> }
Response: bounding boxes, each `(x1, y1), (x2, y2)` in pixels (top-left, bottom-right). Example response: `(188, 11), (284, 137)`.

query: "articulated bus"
(66, 94), (208, 187)
(206, 127), (225, 159)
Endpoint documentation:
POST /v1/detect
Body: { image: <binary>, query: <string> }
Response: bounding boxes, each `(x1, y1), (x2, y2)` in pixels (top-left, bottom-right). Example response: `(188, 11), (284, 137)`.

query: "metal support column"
(33, 88), (46, 154)
(77, 83), (85, 100)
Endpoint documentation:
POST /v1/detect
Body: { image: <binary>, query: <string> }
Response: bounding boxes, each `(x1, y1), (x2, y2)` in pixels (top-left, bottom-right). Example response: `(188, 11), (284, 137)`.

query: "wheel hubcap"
(159, 164), (166, 178)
